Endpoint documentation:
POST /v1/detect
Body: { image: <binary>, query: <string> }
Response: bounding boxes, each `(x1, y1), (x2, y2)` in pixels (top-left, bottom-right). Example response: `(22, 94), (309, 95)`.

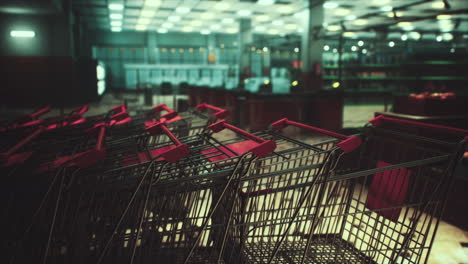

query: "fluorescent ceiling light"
(176, 7), (190, 14)
(437, 14), (451, 20)
(267, 29), (279, 35)
(343, 32), (356, 38)
(226, 28), (238, 34)
(162, 22), (173, 28)
(438, 19), (452, 24)
(380, 6), (393, 12)
(335, 8), (350, 16)
(272, 20), (284, 26)
(110, 13), (123, 19)
(111, 27), (122, 32)
(141, 10), (155, 17)
(211, 24), (221, 30)
(387, 11), (403, 17)
(256, 15), (269, 22)
(215, 2), (230, 10)
(254, 25), (266, 31)
(285, 24), (297, 30)
(258, 0), (275, 5)
(222, 18), (234, 24)
(108, 3), (124, 10)
(345, 15), (356, 21)
(442, 33), (453, 41)
(327, 25), (341, 31)
(110, 21), (122, 27)
(136, 25), (147, 31)
(432, 1), (445, 9)
(200, 30), (211, 35)
(138, 18), (151, 24)
(168, 16), (181, 22)
(191, 20), (202, 26)
(202, 13), (215, 19)
(237, 10), (252, 16)
(182, 26), (193, 32)
(353, 19), (367, 26)
(372, 0), (390, 5)
(144, 0), (161, 7)
(10, 30), (35, 38)
(409, 32), (421, 40)
(439, 23), (454, 32)
(323, 2), (338, 9)
(397, 21), (412, 27)
(278, 5), (293, 13)
(157, 28), (168, 33)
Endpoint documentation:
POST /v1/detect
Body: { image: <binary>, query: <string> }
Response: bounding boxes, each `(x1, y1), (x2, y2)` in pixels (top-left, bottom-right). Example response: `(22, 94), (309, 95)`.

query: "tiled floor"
(1, 93), (467, 263)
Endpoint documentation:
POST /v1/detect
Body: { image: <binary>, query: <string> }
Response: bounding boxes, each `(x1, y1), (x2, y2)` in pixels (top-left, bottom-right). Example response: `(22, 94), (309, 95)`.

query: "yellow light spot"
(292, 80), (298, 86)
(332, 82), (340, 88)
(264, 79), (270, 85)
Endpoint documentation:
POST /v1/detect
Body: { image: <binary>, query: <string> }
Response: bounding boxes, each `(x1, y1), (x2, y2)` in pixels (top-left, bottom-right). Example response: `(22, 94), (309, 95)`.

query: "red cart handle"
(145, 122), (190, 163)
(112, 104), (127, 114)
(196, 103), (230, 119)
(29, 106), (51, 119)
(151, 104), (178, 120)
(111, 111), (130, 122)
(370, 115), (468, 137)
(1, 126), (45, 158)
(271, 118), (361, 153)
(72, 105), (89, 116)
(208, 120), (276, 158)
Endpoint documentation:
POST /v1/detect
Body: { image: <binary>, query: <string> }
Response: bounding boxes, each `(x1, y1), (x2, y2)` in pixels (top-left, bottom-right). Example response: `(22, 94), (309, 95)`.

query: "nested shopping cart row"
(1, 104), (467, 264)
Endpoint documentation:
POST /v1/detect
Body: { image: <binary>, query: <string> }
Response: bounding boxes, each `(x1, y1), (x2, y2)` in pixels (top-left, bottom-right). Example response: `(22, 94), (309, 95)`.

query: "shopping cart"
(30, 120), (274, 264)
(231, 116), (466, 264)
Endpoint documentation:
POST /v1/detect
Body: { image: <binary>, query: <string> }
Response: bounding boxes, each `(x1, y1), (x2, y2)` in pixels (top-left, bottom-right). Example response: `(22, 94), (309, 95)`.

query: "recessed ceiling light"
(335, 8), (350, 16)
(215, 2), (230, 10)
(138, 18), (151, 24)
(110, 13), (123, 19)
(111, 21), (122, 27)
(333, 48), (338, 53)
(162, 22), (173, 28)
(285, 24), (297, 30)
(157, 28), (168, 33)
(263, 47), (268, 52)
(136, 25), (147, 31)
(108, 3), (124, 10)
(272, 20), (284, 26)
(237, 10), (252, 16)
(111, 27), (122, 32)
(201, 13), (214, 20)
(258, 0), (275, 5)
(200, 30), (211, 35)
(267, 29), (279, 35)
(351, 46), (358, 51)
(323, 2), (338, 9)
(182, 26), (193, 32)
(358, 40), (364, 46)
(327, 25), (341, 31)
(380, 6), (393, 12)
(436, 35), (443, 42)
(226, 28), (238, 34)
(144, 0), (161, 7)
(168, 16), (181, 22)
(362, 49), (368, 54)
(294, 47), (299, 52)
(437, 14), (452, 20)
(175, 7), (190, 14)
(345, 15), (357, 21)
(388, 41), (395, 47)
(432, 1), (445, 9)
(256, 15), (269, 22)
(323, 45), (330, 51)
(141, 10), (155, 17)
(222, 18), (234, 24)
(401, 34), (408, 41)
(353, 19), (367, 26)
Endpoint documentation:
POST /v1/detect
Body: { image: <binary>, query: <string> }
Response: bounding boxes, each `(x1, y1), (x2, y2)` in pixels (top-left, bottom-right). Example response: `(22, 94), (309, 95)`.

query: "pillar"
(238, 18), (253, 89)
(147, 32), (159, 64)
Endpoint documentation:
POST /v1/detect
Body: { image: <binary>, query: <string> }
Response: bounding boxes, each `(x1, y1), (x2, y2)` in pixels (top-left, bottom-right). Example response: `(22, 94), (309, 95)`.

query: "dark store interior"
(0, 0), (467, 263)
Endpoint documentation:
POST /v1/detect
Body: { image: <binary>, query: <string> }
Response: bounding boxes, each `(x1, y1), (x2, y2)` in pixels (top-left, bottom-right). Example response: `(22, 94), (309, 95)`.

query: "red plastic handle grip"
(95, 125), (106, 151)
(111, 111), (130, 122)
(4, 126), (45, 156)
(112, 104), (127, 113)
(73, 105), (89, 116)
(152, 104), (178, 120)
(370, 115), (468, 136)
(271, 118), (361, 153)
(29, 106), (51, 119)
(145, 122), (190, 163)
(208, 120), (276, 158)
(196, 103), (230, 119)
